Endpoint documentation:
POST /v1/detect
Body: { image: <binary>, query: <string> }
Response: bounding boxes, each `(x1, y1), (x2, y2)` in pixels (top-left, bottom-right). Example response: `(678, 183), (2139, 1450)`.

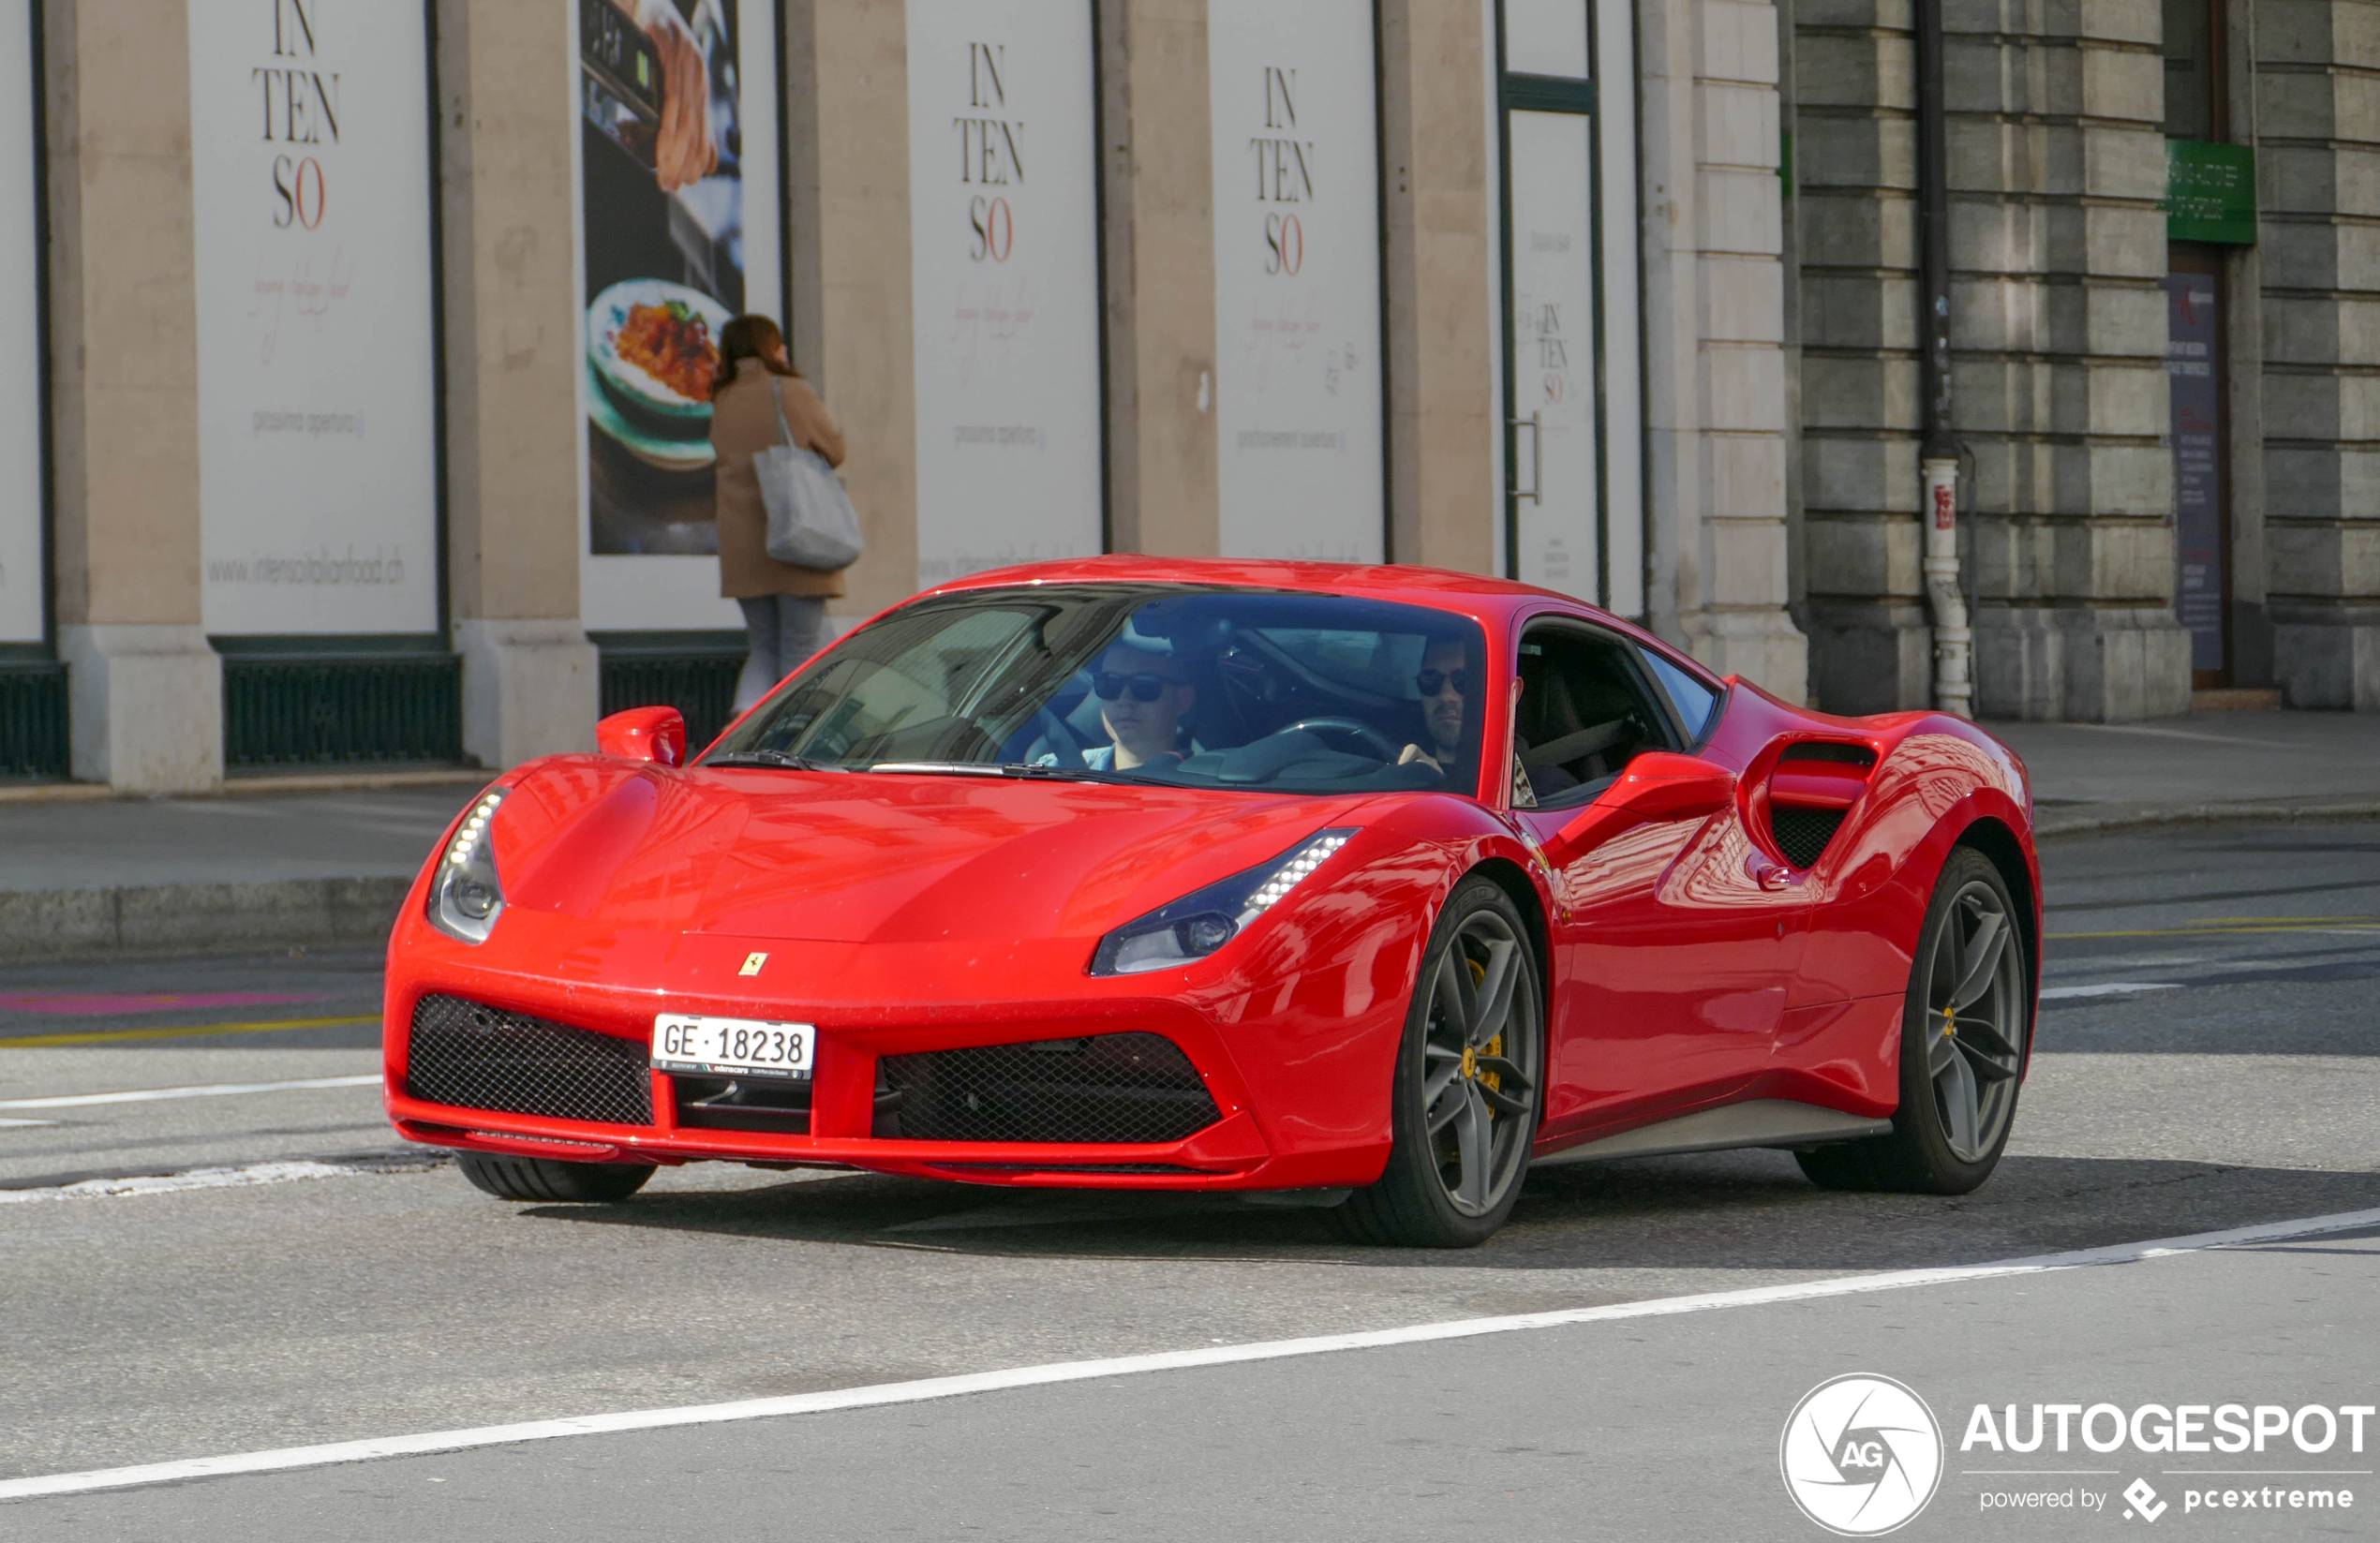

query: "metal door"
(1496, 0), (1642, 616)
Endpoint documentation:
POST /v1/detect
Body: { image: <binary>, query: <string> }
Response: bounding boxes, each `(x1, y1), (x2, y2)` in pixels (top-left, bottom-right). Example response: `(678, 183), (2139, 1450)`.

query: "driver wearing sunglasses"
(1083, 644), (1197, 770)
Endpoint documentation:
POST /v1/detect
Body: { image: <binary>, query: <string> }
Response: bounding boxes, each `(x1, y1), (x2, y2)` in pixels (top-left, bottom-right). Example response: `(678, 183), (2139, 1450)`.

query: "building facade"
(0, 0), (2366, 795)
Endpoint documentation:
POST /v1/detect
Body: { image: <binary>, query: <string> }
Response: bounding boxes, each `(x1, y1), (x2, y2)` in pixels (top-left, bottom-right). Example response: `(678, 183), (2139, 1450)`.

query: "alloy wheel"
(1420, 909), (1539, 1216)
(1920, 879), (2026, 1163)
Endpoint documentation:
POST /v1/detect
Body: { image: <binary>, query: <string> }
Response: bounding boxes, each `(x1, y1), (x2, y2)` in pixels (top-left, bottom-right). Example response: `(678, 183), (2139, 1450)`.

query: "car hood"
(488, 759), (1377, 944)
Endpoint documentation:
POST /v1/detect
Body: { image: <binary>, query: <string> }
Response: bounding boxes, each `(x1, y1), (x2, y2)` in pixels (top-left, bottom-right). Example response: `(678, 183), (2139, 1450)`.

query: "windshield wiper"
(707, 749), (834, 772)
(867, 760), (1005, 777)
(867, 760), (1145, 785)
(992, 762), (1147, 785)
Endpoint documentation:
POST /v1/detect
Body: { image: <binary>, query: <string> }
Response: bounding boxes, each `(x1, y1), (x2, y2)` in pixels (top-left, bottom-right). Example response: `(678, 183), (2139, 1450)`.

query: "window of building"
(2163, 0), (2222, 141)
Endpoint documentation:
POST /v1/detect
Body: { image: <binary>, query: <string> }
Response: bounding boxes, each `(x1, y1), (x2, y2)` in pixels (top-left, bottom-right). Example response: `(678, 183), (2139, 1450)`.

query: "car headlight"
(1091, 829), (1357, 976)
(427, 788), (509, 944)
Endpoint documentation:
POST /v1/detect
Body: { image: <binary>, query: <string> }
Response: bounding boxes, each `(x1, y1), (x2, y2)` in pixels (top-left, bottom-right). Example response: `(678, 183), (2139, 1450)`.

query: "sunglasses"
(1415, 668), (1472, 697)
(1093, 671), (1182, 703)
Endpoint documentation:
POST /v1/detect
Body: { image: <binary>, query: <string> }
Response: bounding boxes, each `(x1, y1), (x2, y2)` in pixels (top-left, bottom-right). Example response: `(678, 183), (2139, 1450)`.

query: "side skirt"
(1530, 1099), (1894, 1167)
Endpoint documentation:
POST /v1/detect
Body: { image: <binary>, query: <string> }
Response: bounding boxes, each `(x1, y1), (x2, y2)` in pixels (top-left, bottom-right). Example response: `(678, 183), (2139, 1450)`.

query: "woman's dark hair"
(716, 314), (796, 390)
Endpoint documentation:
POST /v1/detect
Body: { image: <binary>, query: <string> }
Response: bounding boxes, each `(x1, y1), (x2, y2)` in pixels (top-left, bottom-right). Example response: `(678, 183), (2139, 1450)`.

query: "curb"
(0, 876), (413, 961)
(2033, 797), (2380, 840)
(0, 768), (492, 806)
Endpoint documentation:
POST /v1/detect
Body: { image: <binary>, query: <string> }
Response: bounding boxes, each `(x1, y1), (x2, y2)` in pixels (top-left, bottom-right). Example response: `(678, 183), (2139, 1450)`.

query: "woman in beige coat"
(710, 315), (849, 711)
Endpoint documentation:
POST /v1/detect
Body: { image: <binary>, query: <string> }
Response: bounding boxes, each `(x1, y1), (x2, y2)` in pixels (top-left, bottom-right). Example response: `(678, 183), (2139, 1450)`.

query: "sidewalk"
(0, 712), (2371, 959)
(1985, 710), (2380, 838)
(0, 784), (485, 961)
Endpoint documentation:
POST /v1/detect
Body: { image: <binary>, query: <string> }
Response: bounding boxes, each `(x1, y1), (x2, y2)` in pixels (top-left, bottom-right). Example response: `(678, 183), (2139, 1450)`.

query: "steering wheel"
(1271, 717), (1404, 763)
(1031, 705), (1086, 769)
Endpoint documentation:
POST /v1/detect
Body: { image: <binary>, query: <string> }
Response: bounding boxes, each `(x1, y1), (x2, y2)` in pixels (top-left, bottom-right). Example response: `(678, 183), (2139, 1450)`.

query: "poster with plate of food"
(577, 0), (781, 626)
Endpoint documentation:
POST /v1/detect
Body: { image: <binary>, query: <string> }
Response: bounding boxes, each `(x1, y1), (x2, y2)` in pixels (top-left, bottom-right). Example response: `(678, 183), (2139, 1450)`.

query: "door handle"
(1510, 413), (1541, 504)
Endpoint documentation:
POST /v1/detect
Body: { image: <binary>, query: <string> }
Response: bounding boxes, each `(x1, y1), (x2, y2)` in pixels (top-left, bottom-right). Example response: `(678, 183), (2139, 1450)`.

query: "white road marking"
(0, 1117), (55, 1127)
(0, 1160), (374, 1206)
(2040, 983), (2184, 1001)
(5, 1205), (2378, 1504)
(0, 1075), (379, 1110)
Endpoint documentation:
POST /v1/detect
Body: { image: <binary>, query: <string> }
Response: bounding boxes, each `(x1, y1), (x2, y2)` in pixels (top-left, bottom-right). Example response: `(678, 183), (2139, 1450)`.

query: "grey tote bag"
(757, 378), (864, 571)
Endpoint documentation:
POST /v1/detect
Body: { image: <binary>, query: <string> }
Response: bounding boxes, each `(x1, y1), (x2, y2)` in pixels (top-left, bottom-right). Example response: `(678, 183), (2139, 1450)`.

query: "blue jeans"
(735, 595), (827, 711)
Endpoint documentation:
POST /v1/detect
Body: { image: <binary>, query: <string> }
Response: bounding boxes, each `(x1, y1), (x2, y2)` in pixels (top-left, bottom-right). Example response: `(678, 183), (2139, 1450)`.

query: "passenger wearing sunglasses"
(1397, 635), (1570, 805)
(1081, 644), (1197, 771)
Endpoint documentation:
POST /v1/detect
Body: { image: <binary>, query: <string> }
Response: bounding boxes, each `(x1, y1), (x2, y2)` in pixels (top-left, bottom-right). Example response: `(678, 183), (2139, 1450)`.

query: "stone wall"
(2260, 0), (2380, 708)
(1644, 0), (1810, 699)
(1794, 0), (1932, 713)
(1792, 0), (2194, 721)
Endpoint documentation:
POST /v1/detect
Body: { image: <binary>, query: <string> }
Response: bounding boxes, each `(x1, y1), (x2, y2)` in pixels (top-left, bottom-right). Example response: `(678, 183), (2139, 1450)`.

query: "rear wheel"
(1340, 878), (1543, 1247)
(1797, 847), (2029, 1194)
(454, 1150), (656, 1203)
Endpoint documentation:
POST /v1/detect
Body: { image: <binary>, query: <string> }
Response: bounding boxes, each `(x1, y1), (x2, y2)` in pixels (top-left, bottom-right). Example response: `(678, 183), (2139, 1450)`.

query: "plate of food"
(586, 356), (716, 472)
(588, 279), (731, 422)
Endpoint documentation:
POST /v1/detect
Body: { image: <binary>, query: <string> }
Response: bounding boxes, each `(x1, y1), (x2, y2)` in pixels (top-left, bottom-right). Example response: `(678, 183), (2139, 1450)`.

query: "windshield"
(703, 585), (1494, 797)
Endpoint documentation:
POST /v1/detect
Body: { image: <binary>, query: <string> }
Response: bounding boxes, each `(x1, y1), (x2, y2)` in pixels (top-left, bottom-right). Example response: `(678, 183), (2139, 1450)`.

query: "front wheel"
(455, 1150), (656, 1203)
(1340, 877), (1543, 1247)
(1797, 846), (2029, 1194)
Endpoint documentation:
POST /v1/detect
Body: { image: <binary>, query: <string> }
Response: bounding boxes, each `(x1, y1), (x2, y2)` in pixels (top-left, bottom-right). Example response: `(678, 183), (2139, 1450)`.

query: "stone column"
(44, 0), (221, 793)
(1097, 0), (1219, 557)
(438, 0), (598, 767)
(2258, 0), (2380, 709)
(1955, 1), (2191, 721)
(1378, 0), (1495, 573)
(1641, 0), (1809, 699)
(1792, 0), (1933, 713)
(785, 0), (917, 622)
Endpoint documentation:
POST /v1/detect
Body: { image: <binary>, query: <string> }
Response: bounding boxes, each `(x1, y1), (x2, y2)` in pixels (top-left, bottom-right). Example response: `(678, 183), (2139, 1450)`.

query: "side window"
(1513, 623), (1681, 809)
(1642, 649), (1721, 743)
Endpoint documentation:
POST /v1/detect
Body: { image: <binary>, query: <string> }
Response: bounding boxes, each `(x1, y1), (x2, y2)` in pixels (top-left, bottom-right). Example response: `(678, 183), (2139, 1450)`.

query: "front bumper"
(381, 921), (1406, 1192)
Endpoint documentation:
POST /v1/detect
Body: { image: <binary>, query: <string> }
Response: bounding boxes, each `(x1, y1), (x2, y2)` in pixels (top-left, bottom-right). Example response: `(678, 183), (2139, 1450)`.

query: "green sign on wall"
(2165, 140), (2257, 245)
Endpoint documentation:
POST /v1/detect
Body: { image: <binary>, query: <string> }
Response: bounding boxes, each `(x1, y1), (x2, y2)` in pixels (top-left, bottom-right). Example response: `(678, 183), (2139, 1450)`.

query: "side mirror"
(597, 706), (687, 767)
(1540, 751), (1734, 869)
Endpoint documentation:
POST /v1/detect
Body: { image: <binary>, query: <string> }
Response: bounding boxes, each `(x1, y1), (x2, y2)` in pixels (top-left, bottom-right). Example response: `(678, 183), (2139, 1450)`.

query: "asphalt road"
(2, 823), (2375, 1537)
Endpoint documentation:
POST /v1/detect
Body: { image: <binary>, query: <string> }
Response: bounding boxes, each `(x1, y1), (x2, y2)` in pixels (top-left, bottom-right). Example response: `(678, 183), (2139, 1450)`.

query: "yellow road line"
(0, 1016), (379, 1050)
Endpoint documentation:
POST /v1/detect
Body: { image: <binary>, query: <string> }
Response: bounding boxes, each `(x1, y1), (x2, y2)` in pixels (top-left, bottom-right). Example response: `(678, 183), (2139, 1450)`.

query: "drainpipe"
(1914, 0), (1971, 717)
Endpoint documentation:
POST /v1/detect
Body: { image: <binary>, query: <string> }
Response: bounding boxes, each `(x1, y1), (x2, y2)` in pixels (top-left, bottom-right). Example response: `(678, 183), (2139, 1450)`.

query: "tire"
(1340, 876), (1544, 1247)
(1797, 847), (2029, 1194)
(454, 1150), (656, 1203)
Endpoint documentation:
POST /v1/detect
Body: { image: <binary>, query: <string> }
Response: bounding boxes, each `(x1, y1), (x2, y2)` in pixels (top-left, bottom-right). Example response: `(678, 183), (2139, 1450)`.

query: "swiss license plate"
(651, 1014), (815, 1080)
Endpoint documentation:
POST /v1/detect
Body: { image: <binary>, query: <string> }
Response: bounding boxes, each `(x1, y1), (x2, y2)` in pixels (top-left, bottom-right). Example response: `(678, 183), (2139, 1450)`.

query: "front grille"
(405, 995), (653, 1126)
(877, 1033), (1220, 1145)
(673, 1074), (811, 1135)
(1772, 806), (1849, 868)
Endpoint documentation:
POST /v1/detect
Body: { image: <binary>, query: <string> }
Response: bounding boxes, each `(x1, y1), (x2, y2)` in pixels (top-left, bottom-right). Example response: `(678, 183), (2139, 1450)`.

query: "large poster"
(0, 0), (38, 645)
(1207, 0), (1383, 563)
(577, 0), (780, 632)
(907, 0), (1103, 589)
(2164, 271), (2223, 671)
(188, 0), (440, 637)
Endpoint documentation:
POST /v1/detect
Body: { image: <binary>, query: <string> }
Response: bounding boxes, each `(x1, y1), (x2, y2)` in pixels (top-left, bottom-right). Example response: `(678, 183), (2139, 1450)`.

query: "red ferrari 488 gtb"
(383, 558), (2039, 1246)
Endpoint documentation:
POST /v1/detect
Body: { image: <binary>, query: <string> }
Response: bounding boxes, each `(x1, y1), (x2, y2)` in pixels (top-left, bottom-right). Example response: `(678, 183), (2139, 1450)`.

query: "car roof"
(926, 555), (1657, 641)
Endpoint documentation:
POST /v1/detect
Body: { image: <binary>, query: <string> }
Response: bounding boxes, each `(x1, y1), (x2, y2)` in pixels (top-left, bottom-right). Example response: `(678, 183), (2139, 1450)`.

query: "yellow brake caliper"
(1466, 957), (1502, 1117)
